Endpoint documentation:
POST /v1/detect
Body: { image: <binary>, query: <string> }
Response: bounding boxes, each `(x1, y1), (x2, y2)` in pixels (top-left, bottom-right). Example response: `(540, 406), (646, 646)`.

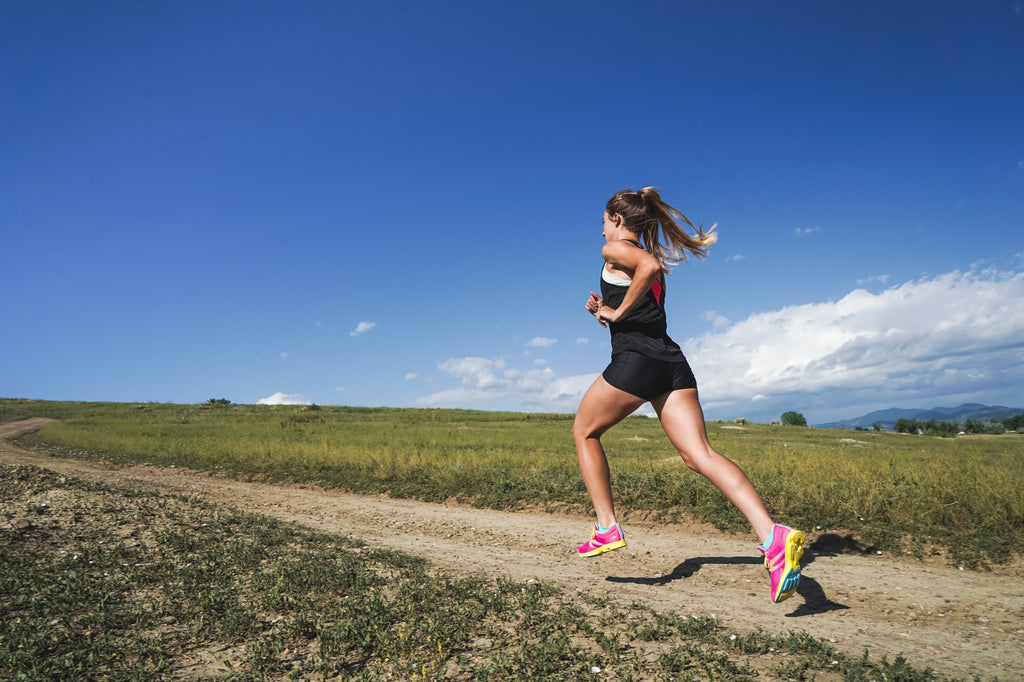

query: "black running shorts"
(602, 351), (698, 402)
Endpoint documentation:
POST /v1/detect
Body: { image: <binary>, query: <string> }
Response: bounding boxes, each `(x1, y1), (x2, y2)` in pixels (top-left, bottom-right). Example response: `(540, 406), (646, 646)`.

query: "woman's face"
(601, 212), (618, 241)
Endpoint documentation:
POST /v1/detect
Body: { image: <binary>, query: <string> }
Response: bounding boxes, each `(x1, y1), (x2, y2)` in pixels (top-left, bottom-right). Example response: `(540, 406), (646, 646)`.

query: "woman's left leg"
(651, 388), (774, 543)
(654, 388), (805, 603)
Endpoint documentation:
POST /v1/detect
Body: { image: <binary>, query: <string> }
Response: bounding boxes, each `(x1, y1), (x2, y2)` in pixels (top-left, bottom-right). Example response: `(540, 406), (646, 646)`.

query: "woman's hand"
(585, 292), (609, 327)
(596, 305), (619, 326)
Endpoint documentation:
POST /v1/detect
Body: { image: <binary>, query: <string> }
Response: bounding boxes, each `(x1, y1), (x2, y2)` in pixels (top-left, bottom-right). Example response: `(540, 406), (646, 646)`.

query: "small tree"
(963, 418), (984, 434)
(1003, 411), (1024, 431)
(780, 411), (807, 426)
(924, 420), (957, 438)
(894, 418), (923, 434)
(983, 419), (1005, 435)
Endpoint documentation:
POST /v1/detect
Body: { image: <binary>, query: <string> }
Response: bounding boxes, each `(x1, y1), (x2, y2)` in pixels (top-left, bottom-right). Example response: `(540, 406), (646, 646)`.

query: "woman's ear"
(611, 213), (624, 228)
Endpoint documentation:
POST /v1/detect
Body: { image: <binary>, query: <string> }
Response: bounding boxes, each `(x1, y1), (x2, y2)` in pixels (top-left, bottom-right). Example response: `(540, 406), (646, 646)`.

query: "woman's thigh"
(651, 388), (713, 457)
(574, 375), (647, 439)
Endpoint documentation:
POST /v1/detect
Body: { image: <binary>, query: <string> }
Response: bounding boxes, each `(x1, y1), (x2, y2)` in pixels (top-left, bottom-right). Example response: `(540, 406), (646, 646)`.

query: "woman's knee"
(675, 449), (701, 472)
(674, 444), (718, 473)
(572, 417), (603, 443)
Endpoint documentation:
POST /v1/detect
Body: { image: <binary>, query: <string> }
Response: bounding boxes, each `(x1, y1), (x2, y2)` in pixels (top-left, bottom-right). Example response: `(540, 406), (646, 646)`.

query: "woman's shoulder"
(601, 239), (639, 260)
(602, 239), (658, 267)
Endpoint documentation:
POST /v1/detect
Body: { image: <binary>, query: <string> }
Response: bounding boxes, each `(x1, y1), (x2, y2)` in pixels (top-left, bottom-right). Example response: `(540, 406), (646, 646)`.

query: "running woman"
(573, 187), (805, 603)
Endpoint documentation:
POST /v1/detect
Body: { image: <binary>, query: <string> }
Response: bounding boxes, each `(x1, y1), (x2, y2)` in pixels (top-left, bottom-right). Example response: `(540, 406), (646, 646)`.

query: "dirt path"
(3, 418), (1022, 680)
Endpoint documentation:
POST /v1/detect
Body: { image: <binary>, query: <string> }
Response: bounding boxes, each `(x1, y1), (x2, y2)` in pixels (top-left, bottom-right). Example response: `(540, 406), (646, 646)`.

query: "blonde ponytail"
(606, 187), (717, 274)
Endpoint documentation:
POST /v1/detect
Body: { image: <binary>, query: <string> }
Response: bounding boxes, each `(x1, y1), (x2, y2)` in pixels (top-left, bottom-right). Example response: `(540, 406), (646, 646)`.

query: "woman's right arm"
(585, 291), (606, 327)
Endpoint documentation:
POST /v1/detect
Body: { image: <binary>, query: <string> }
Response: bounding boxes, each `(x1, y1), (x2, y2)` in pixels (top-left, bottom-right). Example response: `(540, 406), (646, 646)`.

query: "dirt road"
(3, 418), (1021, 680)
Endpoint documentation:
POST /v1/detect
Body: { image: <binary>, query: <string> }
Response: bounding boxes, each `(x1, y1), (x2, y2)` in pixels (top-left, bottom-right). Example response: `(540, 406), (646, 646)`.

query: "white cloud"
(703, 310), (731, 330)
(280, 352), (290, 358)
(526, 336), (557, 348)
(577, 337), (590, 344)
(794, 226), (821, 237)
(350, 321), (376, 337)
(685, 267), (1024, 419)
(416, 356), (597, 413)
(405, 372), (419, 381)
(725, 253), (745, 262)
(856, 274), (890, 287)
(258, 392), (312, 405)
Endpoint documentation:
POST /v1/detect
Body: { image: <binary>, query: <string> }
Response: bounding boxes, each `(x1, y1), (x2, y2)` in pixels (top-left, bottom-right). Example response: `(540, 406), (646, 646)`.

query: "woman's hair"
(605, 187), (717, 273)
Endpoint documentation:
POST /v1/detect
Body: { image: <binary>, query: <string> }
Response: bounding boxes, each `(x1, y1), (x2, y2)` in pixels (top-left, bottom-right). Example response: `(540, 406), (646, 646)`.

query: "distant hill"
(816, 403), (1023, 430)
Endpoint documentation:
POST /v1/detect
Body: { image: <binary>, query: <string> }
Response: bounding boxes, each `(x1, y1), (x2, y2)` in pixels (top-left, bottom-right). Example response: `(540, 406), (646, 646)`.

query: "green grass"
(1, 465), (942, 681)
(4, 398), (1023, 566)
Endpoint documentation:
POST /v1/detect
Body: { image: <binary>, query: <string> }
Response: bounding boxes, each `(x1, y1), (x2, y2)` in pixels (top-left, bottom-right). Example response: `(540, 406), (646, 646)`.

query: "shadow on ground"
(811, 532), (879, 554)
(605, 548), (849, 617)
(605, 555), (762, 587)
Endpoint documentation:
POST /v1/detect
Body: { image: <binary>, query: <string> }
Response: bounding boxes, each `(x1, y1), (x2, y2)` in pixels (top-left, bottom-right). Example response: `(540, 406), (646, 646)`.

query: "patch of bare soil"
(3, 418), (1022, 680)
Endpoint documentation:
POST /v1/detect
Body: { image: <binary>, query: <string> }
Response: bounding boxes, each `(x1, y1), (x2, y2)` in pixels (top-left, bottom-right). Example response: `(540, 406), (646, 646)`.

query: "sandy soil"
(3, 418), (1022, 680)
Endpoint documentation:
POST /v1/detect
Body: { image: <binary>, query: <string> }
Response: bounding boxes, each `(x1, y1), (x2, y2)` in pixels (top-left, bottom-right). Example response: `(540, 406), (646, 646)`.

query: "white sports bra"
(602, 266), (631, 287)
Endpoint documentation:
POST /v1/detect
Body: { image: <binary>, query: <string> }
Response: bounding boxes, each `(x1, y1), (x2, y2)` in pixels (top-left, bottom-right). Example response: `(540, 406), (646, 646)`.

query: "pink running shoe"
(577, 523), (627, 557)
(759, 524), (805, 603)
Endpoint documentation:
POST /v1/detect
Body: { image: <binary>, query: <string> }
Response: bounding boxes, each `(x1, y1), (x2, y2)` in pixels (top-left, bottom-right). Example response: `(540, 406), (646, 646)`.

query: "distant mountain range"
(815, 403), (1023, 430)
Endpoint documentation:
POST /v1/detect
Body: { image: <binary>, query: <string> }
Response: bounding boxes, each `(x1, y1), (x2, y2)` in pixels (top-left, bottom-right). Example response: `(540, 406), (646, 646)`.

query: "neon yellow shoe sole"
(762, 525), (805, 603)
(577, 524), (627, 557)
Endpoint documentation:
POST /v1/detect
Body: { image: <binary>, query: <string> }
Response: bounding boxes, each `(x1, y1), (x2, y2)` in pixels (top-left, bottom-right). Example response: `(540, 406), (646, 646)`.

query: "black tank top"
(599, 240), (685, 362)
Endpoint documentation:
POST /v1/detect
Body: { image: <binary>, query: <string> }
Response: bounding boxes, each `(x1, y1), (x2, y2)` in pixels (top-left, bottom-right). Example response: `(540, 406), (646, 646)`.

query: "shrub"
(780, 411), (807, 426)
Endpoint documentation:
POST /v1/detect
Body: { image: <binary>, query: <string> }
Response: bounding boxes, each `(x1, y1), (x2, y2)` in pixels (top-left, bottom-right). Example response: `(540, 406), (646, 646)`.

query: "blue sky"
(2, 1), (1022, 424)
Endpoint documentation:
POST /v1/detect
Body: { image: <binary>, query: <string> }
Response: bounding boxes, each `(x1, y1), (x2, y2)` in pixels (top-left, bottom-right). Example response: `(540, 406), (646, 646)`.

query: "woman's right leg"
(572, 375), (646, 528)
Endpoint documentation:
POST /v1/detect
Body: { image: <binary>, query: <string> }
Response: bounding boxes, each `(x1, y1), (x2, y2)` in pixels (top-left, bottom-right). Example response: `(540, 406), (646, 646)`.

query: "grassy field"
(6, 398), (1019, 680)
(2, 462), (936, 681)
(3, 399), (1021, 567)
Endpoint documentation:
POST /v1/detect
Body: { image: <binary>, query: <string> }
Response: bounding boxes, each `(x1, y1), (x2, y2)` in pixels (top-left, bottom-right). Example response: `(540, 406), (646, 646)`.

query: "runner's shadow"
(786, 575), (850, 617)
(603, 550), (847, 618)
(809, 532), (878, 555)
(605, 555), (762, 587)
